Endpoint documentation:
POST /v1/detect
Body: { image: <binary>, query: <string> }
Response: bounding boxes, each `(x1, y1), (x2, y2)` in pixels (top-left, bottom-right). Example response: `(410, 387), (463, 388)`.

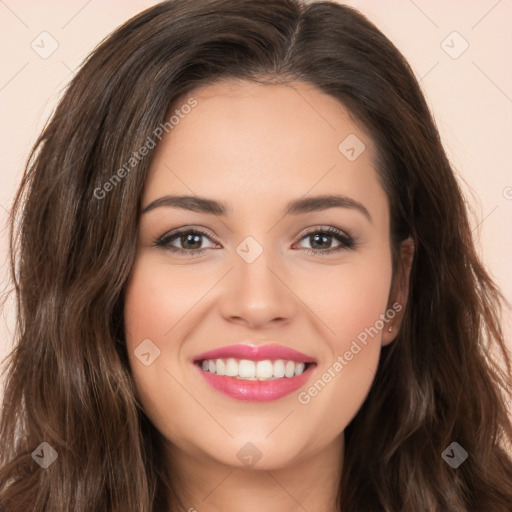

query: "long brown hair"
(1, 1), (511, 510)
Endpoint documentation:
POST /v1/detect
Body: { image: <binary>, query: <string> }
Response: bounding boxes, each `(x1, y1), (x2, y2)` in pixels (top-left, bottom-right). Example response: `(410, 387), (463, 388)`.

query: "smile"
(193, 343), (317, 401)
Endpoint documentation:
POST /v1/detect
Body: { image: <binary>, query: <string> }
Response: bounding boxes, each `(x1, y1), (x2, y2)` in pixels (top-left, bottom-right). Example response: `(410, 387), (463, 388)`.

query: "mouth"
(195, 358), (315, 380)
(193, 343), (317, 402)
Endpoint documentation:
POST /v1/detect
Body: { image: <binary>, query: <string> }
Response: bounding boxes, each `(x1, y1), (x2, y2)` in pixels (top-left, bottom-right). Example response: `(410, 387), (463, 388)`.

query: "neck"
(164, 433), (344, 512)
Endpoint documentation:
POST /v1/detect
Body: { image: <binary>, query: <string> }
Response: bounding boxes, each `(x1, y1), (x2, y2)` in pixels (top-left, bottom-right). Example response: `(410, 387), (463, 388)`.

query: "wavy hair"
(1, 0), (511, 510)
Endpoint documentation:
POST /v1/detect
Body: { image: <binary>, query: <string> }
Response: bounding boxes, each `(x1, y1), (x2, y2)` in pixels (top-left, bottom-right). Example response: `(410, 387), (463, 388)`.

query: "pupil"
(183, 233), (201, 249)
(312, 233), (330, 249)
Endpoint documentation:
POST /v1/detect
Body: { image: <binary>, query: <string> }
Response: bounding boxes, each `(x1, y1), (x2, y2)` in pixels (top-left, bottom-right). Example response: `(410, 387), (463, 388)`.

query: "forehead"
(144, 79), (388, 226)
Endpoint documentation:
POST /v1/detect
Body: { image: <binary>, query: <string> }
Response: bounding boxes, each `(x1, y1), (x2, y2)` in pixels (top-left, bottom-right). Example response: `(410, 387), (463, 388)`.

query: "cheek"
(308, 250), (393, 348)
(123, 257), (182, 396)
(296, 252), (392, 427)
(123, 257), (196, 439)
(124, 255), (208, 344)
(332, 264), (391, 345)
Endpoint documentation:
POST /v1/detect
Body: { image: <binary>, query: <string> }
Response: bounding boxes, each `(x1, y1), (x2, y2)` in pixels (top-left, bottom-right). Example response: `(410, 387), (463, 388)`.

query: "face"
(124, 79), (410, 471)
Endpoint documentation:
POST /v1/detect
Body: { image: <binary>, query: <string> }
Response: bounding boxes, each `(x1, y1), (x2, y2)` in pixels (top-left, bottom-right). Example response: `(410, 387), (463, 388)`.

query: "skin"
(124, 79), (413, 512)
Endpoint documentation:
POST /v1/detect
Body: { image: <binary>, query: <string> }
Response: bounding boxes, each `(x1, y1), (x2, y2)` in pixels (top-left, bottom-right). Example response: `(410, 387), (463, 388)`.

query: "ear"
(382, 237), (414, 346)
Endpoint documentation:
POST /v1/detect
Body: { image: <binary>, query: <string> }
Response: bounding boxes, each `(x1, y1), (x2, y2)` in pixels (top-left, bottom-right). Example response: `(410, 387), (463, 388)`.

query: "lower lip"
(195, 364), (316, 401)
(198, 364), (315, 402)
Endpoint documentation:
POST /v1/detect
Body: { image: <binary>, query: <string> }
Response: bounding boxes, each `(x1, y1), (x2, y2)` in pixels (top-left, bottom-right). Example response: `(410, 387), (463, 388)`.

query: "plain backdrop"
(1, 0), (511, 396)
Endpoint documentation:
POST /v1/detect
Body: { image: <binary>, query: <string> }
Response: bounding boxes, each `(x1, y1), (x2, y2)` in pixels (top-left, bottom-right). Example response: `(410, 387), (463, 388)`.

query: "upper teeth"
(200, 358), (307, 380)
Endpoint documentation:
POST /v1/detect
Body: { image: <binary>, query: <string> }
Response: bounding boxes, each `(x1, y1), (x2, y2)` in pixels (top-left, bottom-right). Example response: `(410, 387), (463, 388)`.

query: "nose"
(219, 250), (297, 329)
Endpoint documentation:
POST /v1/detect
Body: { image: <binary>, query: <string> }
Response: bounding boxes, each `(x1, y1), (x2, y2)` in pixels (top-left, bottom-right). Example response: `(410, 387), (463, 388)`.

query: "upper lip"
(193, 343), (317, 364)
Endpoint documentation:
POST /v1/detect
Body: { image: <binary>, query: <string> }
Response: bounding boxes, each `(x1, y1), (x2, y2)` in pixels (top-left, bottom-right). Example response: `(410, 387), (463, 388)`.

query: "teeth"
(239, 359), (255, 379)
(294, 362), (305, 376)
(256, 360), (273, 380)
(199, 358), (309, 380)
(225, 358), (238, 377)
(285, 360), (295, 378)
(273, 359), (285, 378)
(216, 358), (226, 376)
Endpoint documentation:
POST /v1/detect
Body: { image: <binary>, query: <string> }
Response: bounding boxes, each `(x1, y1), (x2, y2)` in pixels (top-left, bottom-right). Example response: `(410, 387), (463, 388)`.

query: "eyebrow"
(142, 194), (372, 222)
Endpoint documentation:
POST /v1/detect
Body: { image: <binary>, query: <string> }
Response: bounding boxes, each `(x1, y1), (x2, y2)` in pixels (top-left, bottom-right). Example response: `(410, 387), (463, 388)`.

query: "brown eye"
(176, 232), (204, 250)
(296, 227), (356, 255)
(306, 232), (338, 250)
(155, 229), (217, 254)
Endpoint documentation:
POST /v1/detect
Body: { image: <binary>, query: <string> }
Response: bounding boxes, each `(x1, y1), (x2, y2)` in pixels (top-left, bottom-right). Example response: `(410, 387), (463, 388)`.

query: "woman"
(1, 0), (511, 510)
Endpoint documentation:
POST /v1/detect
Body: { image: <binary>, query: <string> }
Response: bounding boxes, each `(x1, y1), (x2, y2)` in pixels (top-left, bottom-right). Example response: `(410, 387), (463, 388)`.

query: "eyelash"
(153, 226), (357, 257)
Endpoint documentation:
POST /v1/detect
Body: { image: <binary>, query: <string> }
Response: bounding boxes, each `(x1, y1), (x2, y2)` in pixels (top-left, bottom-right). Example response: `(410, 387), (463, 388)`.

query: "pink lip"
(193, 343), (317, 402)
(193, 343), (316, 364)
(195, 365), (316, 401)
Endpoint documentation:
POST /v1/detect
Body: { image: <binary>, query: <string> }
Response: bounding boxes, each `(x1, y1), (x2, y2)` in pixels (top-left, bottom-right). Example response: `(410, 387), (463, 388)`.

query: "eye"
(154, 228), (218, 255)
(295, 227), (356, 255)
(154, 226), (357, 256)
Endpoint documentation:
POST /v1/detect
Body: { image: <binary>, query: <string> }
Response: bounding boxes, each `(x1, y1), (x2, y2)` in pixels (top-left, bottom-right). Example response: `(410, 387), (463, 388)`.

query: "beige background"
(1, 0), (511, 394)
